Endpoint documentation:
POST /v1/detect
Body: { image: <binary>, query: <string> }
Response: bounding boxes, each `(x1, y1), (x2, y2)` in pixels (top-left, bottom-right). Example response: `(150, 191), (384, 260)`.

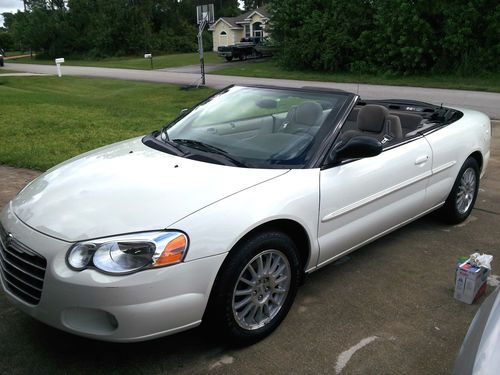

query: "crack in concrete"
(473, 207), (500, 216)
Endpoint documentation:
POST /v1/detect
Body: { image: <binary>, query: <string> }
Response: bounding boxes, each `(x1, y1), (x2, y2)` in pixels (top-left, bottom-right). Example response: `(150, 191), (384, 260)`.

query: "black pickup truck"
(217, 37), (264, 62)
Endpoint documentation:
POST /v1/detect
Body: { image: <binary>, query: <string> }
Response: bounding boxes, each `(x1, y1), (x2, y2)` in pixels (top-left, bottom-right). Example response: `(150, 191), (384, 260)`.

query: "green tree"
(0, 31), (14, 50)
(361, 0), (435, 74)
(269, 0), (373, 71)
(243, 1), (266, 11)
(438, 0), (500, 73)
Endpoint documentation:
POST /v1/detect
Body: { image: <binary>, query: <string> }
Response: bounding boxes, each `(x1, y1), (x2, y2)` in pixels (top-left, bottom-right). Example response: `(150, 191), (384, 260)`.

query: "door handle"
(415, 155), (429, 165)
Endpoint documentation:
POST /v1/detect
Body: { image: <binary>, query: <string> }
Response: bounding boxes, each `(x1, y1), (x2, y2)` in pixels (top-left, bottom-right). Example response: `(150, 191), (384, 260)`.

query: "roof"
(210, 5), (269, 30)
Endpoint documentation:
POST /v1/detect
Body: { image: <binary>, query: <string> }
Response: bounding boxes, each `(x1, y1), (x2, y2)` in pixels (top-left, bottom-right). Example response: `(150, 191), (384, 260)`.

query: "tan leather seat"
(280, 101), (323, 134)
(340, 105), (402, 145)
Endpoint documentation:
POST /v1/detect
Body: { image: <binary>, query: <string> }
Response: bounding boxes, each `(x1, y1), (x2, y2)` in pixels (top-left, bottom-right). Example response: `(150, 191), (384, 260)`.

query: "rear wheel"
(205, 231), (301, 344)
(438, 157), (479, 224)
(225, 56), (233, 62)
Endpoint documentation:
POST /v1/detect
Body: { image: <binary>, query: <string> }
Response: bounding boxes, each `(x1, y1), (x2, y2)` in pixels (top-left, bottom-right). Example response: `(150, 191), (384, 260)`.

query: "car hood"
(12, 137), (288, 242)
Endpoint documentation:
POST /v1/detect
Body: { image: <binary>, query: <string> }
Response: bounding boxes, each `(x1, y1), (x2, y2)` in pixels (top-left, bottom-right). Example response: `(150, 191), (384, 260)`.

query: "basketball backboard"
(196, 4), (214, 24)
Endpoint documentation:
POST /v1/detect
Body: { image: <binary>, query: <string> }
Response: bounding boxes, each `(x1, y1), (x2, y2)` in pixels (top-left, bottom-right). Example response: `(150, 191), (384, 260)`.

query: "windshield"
(160, 86), (351, 168)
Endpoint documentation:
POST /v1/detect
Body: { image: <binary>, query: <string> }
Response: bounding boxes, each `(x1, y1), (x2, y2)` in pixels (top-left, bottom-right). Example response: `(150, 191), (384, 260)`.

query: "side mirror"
(329, 136), (382, 164)
(179, 108), (189, 116)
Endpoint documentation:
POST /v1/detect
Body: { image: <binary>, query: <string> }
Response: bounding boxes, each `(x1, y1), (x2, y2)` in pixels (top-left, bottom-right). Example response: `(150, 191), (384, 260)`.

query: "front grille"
(0, 223), (46, 305)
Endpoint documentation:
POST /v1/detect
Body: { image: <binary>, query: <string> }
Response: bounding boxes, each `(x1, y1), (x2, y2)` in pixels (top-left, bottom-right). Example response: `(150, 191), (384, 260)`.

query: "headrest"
(386, 115), (403, 139)
(295, 101), (323, 126)
(357, 104), (389, 133)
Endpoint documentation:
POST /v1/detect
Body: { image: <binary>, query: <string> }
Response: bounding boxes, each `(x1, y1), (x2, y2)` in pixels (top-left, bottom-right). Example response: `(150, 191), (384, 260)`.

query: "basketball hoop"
(197, 4), (214, 25)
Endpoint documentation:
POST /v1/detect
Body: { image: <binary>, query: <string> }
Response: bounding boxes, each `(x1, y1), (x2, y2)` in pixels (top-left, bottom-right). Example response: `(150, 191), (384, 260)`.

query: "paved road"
(6, 62), (500, 119)
(160, 61), (247, 73)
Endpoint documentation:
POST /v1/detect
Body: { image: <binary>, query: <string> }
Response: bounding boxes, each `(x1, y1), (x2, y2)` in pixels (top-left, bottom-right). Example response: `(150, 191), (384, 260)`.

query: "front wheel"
(438, 157), (480, 224)
(225, 56), (233, 62)
(205, 231), (301, 344)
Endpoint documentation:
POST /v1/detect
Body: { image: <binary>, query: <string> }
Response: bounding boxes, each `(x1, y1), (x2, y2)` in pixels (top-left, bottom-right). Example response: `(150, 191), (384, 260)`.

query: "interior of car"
(163, 86), (463, 167)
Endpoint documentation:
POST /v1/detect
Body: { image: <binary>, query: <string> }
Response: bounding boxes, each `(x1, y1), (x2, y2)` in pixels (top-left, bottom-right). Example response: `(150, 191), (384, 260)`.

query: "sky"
(0, 0), (24, 26)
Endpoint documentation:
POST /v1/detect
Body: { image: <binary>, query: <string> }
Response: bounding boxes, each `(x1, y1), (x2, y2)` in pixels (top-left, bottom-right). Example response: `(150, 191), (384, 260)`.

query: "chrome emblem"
(5, 233), (14, 248)
(4, 233), (36, 256)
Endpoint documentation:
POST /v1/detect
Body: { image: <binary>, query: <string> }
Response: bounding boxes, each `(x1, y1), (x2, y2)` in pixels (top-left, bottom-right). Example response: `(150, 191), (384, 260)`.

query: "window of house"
(252, 22), (262, 38)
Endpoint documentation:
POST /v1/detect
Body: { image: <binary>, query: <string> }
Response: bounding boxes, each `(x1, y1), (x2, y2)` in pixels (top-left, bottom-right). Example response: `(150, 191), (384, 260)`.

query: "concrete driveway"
(5, 62), (500, 119)
(0, 122), (499, 374)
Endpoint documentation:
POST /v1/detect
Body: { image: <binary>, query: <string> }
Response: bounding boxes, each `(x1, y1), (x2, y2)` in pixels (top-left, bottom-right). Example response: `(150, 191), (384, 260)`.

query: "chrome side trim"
(432, 160), (457, 174)
(315, 202), (445, 270)
(321, 170), (432, 222)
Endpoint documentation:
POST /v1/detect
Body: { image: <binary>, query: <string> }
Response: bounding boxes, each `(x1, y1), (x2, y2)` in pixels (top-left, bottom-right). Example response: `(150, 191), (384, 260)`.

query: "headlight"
(66, 231), (188, 275)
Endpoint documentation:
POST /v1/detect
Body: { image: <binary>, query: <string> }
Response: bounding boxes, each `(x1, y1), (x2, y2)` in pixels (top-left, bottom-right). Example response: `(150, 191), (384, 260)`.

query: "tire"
(438, 157), (480, 224)
(0, 59), (4, 67)
(238, 55), (246, 61)
(225, 56), (233, 62)
(204, 231), (301, 345)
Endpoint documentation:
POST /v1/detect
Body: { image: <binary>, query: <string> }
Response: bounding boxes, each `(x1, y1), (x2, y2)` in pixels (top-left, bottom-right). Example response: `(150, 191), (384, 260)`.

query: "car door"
(317, 137), (433, 267)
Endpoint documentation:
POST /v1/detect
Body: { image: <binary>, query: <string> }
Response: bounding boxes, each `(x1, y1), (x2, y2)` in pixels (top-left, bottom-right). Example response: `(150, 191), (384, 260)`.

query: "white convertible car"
(0, 85), (491, 343)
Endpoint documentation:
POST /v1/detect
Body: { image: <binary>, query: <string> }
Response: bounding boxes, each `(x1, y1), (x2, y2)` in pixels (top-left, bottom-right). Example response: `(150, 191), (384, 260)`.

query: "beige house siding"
(211, 22), (245, 51)
(233, 29), (244, 45)
(212, 22), (231, 51)
(210, 8), (269, 51)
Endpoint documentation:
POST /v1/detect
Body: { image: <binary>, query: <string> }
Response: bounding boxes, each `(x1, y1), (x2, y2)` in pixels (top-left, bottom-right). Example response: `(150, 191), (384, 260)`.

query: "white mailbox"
(55, 57), (65, 77)
(144, 53), (153, 69)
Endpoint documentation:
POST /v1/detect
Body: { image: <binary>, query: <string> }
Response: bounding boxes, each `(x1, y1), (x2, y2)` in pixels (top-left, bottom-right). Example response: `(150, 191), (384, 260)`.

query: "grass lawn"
(214, 60), (500, 93)
(7, 52), (223, 70)
(3, 51), (28, 57)
(0, 75), (215, 170)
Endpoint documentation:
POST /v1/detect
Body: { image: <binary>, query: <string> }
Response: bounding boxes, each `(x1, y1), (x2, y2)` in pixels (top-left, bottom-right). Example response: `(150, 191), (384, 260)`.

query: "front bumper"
(0, 204), (226, 342)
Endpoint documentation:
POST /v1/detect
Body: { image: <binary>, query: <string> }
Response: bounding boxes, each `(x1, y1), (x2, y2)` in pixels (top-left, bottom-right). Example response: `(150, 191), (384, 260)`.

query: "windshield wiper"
(172, 139), (248, 167)
(156, 129), (187, 155)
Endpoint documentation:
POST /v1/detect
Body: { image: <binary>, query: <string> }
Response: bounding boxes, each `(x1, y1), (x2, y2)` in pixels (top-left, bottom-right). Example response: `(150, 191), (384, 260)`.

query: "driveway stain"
(335, 336), (379, 374)
(209, 355), (234, 370)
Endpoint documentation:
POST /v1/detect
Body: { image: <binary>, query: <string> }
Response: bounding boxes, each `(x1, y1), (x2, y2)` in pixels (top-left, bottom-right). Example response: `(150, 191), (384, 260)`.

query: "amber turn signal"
(154, 234), (188, 266)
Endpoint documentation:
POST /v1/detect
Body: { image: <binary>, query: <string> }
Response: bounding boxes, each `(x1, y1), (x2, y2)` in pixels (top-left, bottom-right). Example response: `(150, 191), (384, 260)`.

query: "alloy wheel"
(232, 250), (291, 330)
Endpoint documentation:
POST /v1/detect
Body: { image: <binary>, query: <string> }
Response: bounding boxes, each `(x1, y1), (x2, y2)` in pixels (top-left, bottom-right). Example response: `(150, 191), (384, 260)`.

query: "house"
(209, 6), (270, 51)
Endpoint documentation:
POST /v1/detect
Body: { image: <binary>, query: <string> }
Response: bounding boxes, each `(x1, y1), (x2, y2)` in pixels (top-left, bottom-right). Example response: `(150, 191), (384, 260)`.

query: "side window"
(335, 105), (423, 149)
